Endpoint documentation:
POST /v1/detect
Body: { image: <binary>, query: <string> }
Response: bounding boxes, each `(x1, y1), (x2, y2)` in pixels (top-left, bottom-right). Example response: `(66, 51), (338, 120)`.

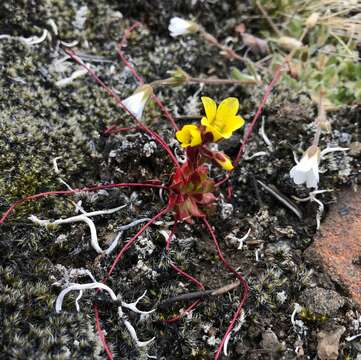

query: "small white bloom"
(168, 17), (199, 37)
(122, 85), (153, 120)
(290, 145), (349, 189)
(290, 145), (320, 188)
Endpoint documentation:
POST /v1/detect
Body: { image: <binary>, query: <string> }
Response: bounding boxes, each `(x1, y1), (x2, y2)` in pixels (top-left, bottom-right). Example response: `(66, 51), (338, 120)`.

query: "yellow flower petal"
(213, 151), (234, 171)
(189, 127), (202, 147)
(201, 97), (217, 124)
(201, 116), (209, 127)
(214, 97), (239, 130)
(201, 97), (245, 142)
(176, 124), (202, 148)
(222, 115), (245, 136)
(221, 158), (234, 171)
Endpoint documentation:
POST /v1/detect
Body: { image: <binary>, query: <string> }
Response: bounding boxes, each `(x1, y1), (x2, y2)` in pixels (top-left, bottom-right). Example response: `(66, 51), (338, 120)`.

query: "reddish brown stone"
(305, 188), (361, 307)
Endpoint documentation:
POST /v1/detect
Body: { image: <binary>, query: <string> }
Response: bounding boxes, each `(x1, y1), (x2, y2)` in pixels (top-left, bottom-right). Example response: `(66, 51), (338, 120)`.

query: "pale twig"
(159, 280), (240, 308)
(121, 291), (155, 315)
(255, 1), (283, 37)
(257, 180), (303, 219)
(292, 189), (333, 230)
(188, 76), (257, 86)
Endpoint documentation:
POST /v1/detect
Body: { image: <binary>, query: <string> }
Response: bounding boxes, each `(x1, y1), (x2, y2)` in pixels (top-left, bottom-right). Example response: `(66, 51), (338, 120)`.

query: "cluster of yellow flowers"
(175, 97), (245, 170)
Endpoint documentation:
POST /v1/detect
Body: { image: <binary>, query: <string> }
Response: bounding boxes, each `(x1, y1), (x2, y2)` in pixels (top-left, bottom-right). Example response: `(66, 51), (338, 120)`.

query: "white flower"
(290, 145), (320, 188)
(122, 85), (153, 120)
(290, 145), (349, 189)
(168, 17), (198, 37)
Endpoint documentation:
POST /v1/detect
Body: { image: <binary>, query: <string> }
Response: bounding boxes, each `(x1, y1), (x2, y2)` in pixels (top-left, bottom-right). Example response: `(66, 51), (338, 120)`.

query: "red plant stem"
(94, 305), (114, 360)
(202, 217), (249, 360)
(162, 263), (204, 323)
(93, 201), (173, 360)
(162, 299), (202, 324)
(166, 221), (177, 252)
(116, 22), (179, 131)
(0, 182), (166, 225)
(215, 173), (229, 188)
(104, 125), (133, 135)
(162, 223), (205, 323)
(234, 65), (283, 166)
(170, 262), (205, 290)
(106, 201), (174, 278)
(216, 65), (283, 188)
(117, 21), (144, 83)
(63, 47), (180, 170)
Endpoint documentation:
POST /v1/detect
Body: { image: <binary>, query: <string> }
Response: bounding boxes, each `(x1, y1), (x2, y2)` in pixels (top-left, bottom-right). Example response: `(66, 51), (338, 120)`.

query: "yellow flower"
(213, 151), (234, 171)
(176, 124), (202, 148)
(201, 96), (245, 142)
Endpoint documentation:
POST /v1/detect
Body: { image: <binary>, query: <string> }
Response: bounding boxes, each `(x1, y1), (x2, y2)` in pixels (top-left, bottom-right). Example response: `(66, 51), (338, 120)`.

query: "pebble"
(261, 329), (284, 353)
(317, 326), (345, 360)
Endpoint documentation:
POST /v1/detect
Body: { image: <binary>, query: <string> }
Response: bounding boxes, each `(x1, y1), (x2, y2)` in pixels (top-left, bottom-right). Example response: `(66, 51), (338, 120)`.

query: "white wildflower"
(290, 145), (320, 189)
(168, 17), (199, 37)
(122, 84), (153, 120)
(290, 145), (349, 189)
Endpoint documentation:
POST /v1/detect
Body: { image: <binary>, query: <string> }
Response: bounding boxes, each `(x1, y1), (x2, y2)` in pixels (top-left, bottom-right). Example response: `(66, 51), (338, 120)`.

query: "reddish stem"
(94, 304), (114, 360)
(104, 125), (133, 135)
(170, 262), (204, 290)
(116, 22), (179, 131)
(162, 222), (205, 323)
(106, 200), (174, 278)
(165, 221), (177, 252)
(216, 65), (283, 188)
(234, 65), (283, 166)
(117, 21), (144, 83)
(0, 182), (166, 224)
(92, 200), (173, 360)
(162, 299), (202, 324)
(202, 217), (249, 360)
(63, 47), (180, 170)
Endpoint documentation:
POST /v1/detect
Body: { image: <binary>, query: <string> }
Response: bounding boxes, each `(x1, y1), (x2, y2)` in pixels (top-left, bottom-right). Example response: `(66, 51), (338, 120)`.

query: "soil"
(0, 1), (360, 360)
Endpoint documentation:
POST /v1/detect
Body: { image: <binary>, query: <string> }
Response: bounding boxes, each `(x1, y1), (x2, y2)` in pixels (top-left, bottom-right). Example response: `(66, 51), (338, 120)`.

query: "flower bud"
(306, 13), (319, 29)
(277, 36), (303, 51)
(168, 17), (199, 37)
(122, 84), (153, 120)
(166, 67), (189, 86)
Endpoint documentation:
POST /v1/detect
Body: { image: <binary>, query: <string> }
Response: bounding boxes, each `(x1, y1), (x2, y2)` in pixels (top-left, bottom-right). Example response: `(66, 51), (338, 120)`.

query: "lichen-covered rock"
(300, 287), (345, 316)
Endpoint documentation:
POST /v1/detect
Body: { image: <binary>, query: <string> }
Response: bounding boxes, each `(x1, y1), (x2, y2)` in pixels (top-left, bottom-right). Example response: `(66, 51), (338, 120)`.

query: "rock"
(300, 287), (345, 316)
(304, 189), (361, 307)
(317, 326), (345, 360)
(260, 329), (283, 353)
(349, 141), (361, 156)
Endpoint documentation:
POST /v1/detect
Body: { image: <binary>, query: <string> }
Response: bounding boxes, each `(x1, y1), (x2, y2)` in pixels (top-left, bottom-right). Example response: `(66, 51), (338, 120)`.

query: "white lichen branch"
(259, 116), (273, 150)
(293, 189), (332, 229)
(56, 281), (155, 348)
(29, 204), (126, 254)
(0, 29), (48, 46)
(223, 309), (246, 356)
(237, 228), (251, 250)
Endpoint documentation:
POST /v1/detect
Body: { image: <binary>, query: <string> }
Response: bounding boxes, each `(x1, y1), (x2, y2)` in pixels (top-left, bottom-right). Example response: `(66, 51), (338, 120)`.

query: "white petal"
(122, 92), (147, 120)
(305, 166), (319, 189)
(290, 165), (307, 185)
(169, 17), (192, 37)
(296, 155), (313, 172)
